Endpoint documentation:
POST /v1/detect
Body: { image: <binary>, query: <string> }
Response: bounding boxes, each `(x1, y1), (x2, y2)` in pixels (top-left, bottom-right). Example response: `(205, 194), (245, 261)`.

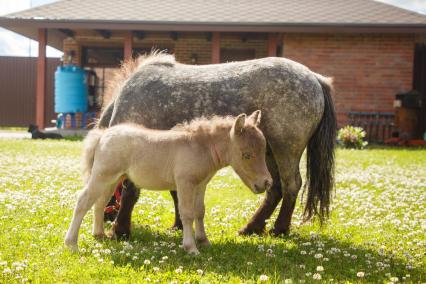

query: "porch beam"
(268, 33), (278, 56)
(170, 31), (178, 41)
(134, 31), (145, 40)
(58, 28), (74, 38)
(96, 29), (111, 39)
(36, 28), (46, 128)
(124, 31), (133, 61)
(211, 32), (220, 64)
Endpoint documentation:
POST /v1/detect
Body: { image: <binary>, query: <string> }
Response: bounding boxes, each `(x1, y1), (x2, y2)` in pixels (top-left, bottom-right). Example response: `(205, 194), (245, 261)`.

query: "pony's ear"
(234, 113), (246, 134)
(248, 110), (261, 126)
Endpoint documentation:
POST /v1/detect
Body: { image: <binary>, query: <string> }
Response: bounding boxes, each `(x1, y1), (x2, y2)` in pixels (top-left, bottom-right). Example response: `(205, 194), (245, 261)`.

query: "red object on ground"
(104, 176), (125, 214)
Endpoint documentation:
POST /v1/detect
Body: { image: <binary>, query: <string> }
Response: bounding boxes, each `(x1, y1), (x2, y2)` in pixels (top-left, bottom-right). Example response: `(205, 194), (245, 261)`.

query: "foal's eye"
(242, 152), (252, 160)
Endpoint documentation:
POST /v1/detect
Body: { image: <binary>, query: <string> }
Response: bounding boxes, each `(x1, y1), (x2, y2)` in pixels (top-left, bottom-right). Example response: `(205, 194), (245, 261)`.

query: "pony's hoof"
(269, 227), (290, 237)
(238, 225), (264, 236)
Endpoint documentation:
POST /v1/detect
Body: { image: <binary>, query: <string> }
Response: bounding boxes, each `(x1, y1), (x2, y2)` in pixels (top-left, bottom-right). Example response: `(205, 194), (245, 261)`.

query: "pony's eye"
(242, 152), (252, 160)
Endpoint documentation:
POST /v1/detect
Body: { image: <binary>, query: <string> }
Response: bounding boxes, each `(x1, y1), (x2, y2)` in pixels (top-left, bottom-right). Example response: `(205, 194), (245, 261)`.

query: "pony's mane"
(102, 51), (176, 108)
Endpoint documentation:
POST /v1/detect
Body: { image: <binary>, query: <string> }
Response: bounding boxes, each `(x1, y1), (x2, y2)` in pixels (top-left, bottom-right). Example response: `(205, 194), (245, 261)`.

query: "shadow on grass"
(102, 225), (422, 282)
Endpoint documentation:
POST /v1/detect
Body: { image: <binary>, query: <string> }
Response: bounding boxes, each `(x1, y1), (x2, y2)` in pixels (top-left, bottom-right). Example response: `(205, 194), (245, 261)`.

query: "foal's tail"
(304, 74), (337, 223)
(82, 128), (104, 184)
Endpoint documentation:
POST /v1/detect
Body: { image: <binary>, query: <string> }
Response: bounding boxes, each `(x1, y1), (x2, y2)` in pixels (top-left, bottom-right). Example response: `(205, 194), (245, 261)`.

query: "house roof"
(1, 0), (425, 49)
(4, 0), (426, 25)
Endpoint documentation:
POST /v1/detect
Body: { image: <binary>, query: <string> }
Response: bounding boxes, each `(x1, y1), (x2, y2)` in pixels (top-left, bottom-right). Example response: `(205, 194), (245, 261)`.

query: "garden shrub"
(337, 125), (368, 149)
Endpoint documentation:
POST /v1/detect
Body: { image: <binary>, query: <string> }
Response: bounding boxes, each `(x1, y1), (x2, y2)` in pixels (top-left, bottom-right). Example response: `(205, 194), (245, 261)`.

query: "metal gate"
(0, 56), (60, 127)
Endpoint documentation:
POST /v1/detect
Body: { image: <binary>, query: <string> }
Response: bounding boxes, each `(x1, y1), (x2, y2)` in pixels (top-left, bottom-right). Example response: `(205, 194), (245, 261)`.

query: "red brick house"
(0, 0), (425, 139)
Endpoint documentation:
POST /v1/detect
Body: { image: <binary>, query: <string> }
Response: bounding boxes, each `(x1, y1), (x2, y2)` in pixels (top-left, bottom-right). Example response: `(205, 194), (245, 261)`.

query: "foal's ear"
(248, 110), (262, 126)
(234, 113), (246, 134)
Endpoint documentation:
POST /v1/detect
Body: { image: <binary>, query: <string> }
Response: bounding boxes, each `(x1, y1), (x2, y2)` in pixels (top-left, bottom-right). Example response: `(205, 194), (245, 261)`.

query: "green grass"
(0, 140), (425, 283)
(0, 127), (27, 131)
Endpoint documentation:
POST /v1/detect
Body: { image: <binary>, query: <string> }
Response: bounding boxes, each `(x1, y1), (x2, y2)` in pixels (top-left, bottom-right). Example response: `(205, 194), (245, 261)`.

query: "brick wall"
(283, 33), (415, 126)
(62, 32), (270, 66)
(63, 37), (81, 65)
(62, 31), (416, 127)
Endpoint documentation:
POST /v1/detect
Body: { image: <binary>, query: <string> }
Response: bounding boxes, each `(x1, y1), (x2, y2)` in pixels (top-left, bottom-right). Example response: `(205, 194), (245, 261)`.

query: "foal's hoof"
(107, 223), (130, 240)
(183, 244), (200, 255)
(170, 222), (183, 231)
(197, 238), (211, 247)
(64, 240), (79, 253)
(238, 225), (265, 236)
(187, 248), (200, 255)
(93, 233), (106, 240)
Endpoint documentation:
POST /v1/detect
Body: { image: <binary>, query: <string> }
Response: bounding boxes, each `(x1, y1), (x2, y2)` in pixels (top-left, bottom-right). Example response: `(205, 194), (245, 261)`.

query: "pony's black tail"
(304, 74), (337, 223)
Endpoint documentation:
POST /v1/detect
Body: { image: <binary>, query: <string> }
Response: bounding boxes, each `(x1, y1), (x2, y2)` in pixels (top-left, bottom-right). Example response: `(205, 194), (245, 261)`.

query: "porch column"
(124, 31), (133, 61)
(267, 33), (278, 57)
(211, 32), (221, 64)
(36, 28), (47, 128)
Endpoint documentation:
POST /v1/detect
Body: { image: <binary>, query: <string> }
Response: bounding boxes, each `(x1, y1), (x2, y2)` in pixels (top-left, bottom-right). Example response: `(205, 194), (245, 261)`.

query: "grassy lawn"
(0, 139), (425, 283)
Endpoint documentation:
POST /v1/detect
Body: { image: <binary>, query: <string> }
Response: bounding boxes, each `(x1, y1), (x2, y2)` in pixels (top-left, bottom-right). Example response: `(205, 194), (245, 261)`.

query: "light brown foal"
(65, 110), (272, 254)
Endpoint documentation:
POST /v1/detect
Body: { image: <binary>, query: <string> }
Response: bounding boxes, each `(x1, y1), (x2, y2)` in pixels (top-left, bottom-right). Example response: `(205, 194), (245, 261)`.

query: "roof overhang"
(1, 18), (425, 50)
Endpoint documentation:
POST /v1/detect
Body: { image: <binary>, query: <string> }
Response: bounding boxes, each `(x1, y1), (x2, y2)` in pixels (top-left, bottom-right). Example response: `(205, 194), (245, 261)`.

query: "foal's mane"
(103, 51), (176, 108)
(173, 116), (235, 142)
(174, 116), (235, 135)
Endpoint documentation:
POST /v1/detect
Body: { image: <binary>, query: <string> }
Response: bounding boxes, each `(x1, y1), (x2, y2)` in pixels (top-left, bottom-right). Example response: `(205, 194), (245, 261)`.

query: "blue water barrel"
(54, 65), (88, 113)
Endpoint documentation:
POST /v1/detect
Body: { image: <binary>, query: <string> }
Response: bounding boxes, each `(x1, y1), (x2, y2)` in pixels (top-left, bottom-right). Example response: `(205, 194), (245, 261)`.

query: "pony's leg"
(176, 183), (198, 254)
(93, 183), (115, 237)
(194, 186), (210, 246)
(170, 191), (183, 230)
(110, 179), (140, 239)
(265, 142), (303, 236)
(239, 146), (283, 235)
(65, 181), (106, 251)
(272, 168), (302, 236)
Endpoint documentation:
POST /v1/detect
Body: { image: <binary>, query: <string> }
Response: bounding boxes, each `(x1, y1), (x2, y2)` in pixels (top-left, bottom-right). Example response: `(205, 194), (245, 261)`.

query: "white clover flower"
(312, 273), (322, 280)
(162, 256), (168, 261)
(390, 277), (399, 282)
(144, 259), (151, 265)
(3, 268), (12, 274)
(175, 268), (183, 274)
(356, 272), (365, 278)
(153, 267), (160, 272)
(314, 253), (323, 259)
(300, 250), (307, 255)
(196, 269), (204, 275)
(247, 262), (253, 266)
(316, 266), (324, 272)
(259, 274), (268, 281)
(284, 279), (293, 283)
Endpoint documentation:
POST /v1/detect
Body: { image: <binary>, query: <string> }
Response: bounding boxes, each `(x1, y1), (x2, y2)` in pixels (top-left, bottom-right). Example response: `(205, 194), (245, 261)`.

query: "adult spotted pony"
(98, 53), (337, 237)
